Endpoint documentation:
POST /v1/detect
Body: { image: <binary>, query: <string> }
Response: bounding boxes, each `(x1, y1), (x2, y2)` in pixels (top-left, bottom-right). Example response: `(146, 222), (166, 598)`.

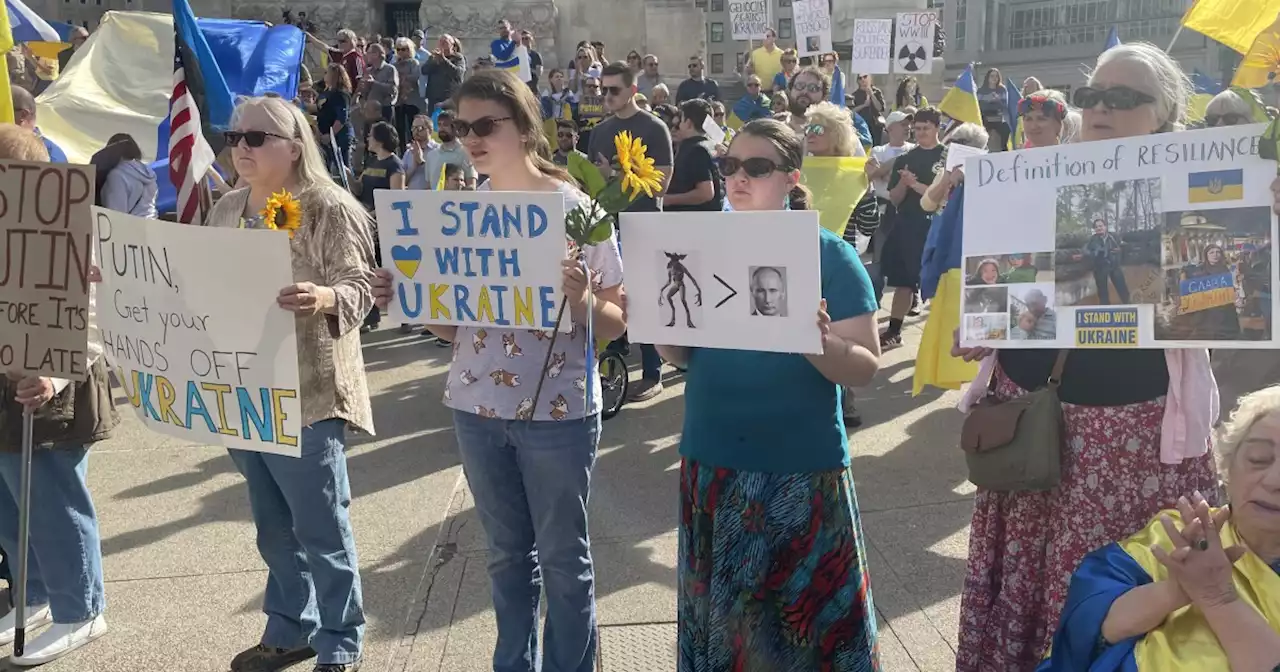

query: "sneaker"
(908, 292), (922, 317)
(436, 338), (452, 348)
(230, 644), (317, 672)
(359, 324), (377, 334)
(879, 330), (903, 350)
(10, 613), (107, 666)
(842, 388), (863, 429)
(627, 378), (663, 402)
(398, 323), (416, 334)
(0, 604), (51, 646)
(314, 662), (361, 672)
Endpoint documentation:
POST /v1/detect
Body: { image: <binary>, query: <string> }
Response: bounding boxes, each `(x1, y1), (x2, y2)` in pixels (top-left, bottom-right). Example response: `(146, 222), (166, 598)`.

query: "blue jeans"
(452, 410), (601, 672)
(640, 344), (662, 382)
(228, 419), (364, 665)
(0, 445), (104, 623)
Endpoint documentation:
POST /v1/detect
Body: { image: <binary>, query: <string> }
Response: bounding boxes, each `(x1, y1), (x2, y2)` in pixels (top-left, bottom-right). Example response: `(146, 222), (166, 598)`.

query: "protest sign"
(960, 123), (1278, 349)
(946, 142), (987, 171)
(895, 11), (937, 74)
(375, 190), (568, 330)
(0, 160), (95, 381)
(515, 44), (532, 83)
(729, 0), (769, 40)
(578, 94), (605, 130)
(850, 19), (892, 75)
(793, 0), (832, 57)
(619, 211), (823, 354)
(93, 208), (302, 456)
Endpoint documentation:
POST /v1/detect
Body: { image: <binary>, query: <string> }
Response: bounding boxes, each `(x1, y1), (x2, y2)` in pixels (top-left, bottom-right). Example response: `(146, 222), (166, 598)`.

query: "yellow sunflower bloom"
(261, 189), (303, 238)
(613, 130), (664, 200)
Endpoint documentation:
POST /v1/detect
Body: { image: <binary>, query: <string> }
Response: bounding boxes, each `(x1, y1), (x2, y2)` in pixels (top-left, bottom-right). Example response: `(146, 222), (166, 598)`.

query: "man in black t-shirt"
(880, 106), (945, 349)
(664, 99), (724, 212)
(675, 55), (720, 104)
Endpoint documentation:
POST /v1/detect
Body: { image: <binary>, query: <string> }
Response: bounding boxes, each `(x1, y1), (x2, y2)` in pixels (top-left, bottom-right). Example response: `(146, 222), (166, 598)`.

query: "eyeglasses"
(792, 81), (822, 94)
(719, 156), (789, 178)
(1206, 113), (1248, 126)
(451, 116), (512, 138)
(1072, 86), (1155, 111)
(224, 130), (291, 148)
(804, 124), (826, 136)
(396, 47), (410, 52)
(602, 85), (625, 97)
(411, 125), (431, 133)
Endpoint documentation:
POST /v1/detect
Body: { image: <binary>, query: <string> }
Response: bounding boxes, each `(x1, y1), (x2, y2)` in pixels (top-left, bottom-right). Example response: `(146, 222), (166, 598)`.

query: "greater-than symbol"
(713, 274), (737, 308)
(391, 244), (423, 279)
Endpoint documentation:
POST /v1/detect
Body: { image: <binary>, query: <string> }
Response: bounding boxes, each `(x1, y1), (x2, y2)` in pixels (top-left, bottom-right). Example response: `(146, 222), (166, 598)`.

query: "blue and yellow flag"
(1188, 168), (1244, 203)
(1104, 26), (1121, 51)
(799, 156), (868, 237)
(1232, 10), (1280, 88)
(1182, 0), (1280, 55)
(938, 64), (983, 127)
(0, 0), (11, 125)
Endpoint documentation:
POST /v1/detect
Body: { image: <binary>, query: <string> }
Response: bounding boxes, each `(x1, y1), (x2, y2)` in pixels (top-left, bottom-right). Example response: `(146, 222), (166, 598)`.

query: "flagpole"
(1166, 24), (1184, 53)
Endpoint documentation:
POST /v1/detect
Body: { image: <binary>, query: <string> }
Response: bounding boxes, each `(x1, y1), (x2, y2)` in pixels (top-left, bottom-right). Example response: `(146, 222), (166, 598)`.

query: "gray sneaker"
(627, 378), (663, 402)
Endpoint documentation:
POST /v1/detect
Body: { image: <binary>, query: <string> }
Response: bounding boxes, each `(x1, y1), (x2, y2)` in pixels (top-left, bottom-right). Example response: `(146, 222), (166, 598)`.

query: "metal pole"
(1166, 25), (1184, 53)
(13, 409), (33, 656)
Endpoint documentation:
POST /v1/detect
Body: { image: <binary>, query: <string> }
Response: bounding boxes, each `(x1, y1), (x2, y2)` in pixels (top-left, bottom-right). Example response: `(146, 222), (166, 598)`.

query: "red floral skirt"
(955, 367), (1219, 672)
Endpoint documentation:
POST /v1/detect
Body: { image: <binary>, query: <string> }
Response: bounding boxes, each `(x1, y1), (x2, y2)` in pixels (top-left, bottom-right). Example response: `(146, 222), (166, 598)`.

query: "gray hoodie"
(102, 160), (158, 219)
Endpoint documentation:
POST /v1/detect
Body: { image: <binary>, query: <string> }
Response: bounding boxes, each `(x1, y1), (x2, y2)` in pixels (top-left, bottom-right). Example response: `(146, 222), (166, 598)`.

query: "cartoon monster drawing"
(502, 333), (523, 358)
(547, 352), (567, 378)
(489, 369), (521, 387)
(473, 329), (488, 354)
(658, 252), (703, 328)
(473, 405), (499, 418)
(458, 369), (479, 385)
(549, 394), (569, 420)
(514, 397), (534, 420)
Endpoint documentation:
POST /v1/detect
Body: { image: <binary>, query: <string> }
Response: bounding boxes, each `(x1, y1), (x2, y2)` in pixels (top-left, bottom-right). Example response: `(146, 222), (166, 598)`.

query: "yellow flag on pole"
(798, 156), (869, 237)
(1233, 11), (1280, 88)
(0, 4), (15, 124)
(1182, 0), (1280, 54)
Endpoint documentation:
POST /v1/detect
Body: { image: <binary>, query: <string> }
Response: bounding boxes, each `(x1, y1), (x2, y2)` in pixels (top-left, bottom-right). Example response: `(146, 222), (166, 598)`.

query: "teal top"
(679, 228), (878, 474)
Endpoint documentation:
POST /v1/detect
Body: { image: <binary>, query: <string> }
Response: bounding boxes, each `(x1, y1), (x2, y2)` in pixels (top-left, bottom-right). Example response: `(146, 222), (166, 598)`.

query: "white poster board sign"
(729, 0), (770, 40)
(0, 161), (95, 381)
(946, 142), (987, 171)
(93, 208), (302, 456)
(515, 44), (532, 84)
(619, 211), (823, 354)
(793, 0), (833, 57)
(960, 124), (1279, 349)
(895, 11), (937, 75)
(850, 19), (893, 75)
(374, 190), (568, 330)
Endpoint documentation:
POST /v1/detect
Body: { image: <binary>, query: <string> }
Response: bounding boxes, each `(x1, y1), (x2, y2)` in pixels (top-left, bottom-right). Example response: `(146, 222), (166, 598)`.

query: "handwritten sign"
(579, 94), (605, 129)
(375, 190), (568, 330)
(1178, 272), (1236, 314)
(850, 19), (892, 75)
(729, 0), (769, 40)
(895, 11), (937, 75)
(793, 0), (832, 57)
(0, 160), (94, 380)
(93, 208), (302, 456)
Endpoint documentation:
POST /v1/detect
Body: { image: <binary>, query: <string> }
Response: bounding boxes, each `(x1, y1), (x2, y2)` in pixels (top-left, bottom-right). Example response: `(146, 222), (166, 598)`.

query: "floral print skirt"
(677, 458), (880, 672)
(955, 367), (1220, 672)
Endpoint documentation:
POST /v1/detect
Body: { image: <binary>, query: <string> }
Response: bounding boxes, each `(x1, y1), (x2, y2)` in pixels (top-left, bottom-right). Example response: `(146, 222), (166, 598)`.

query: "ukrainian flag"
(1188, 169), (1244, 203)
(799, 156), (868, 237)
(1182, 0), (1280, 55)
(1232, 10), (1280, 88)
(938, 64), (983, 127)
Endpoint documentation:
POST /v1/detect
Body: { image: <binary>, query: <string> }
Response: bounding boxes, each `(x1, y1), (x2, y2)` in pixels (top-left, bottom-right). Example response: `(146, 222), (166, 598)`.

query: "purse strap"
(986, 349), (1069, 395)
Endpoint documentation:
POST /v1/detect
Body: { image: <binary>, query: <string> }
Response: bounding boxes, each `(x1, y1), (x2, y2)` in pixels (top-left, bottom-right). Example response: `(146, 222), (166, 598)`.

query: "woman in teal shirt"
(656, 118), (883, 670)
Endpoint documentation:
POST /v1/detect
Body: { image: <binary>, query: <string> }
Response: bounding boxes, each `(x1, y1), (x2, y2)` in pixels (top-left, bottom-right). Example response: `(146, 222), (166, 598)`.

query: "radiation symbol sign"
(897, 43), (928, 72)
(894, 10), (937, 74)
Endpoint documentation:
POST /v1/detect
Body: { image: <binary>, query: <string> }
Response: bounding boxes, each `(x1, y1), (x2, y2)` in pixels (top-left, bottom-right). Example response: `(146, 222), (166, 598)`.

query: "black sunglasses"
(719, 156), (789, 178)
(602, 85), (625, 97)
(451, 116), (512, 138)
(1072, 86), (1155, 111)
(224, 130), (291, 148)
(1206, 113), (1248, 126)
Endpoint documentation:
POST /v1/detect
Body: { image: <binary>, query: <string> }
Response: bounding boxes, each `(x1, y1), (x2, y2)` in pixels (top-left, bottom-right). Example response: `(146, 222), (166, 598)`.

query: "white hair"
(944, 122), (989, 149)
(336, 28), (356, 43)
(394, 36), (414, 51)
(1217, 385), (1280, 480)
(1091, 42), (1191, 132)
(1206, 89), (1253, 121)
(1061, 109), (1083, 144)
(651, 83), (670, 98)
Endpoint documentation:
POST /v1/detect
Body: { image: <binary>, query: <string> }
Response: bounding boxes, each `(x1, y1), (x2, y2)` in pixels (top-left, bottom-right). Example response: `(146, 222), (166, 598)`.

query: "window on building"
(778, 18), (793, 39)
(711, 0), (724, 11)
(778, 0), (791, 6)
(711, 53), (724, 74)
(695, 0), (707, 7)
(953, 0), (967, 50)
(711, 22), (725, 42)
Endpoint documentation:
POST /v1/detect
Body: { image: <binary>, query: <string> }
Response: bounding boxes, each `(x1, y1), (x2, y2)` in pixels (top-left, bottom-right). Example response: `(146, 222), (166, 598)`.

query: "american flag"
(168, 38), (214, 224)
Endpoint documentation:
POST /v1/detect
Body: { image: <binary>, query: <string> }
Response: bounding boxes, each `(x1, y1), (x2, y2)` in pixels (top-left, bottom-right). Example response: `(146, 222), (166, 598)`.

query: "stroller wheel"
(598, 350), (628, 420)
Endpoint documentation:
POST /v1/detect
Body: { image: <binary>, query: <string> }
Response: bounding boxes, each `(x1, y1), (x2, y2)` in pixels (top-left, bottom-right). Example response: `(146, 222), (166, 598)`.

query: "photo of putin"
(750, 266), (788, 317)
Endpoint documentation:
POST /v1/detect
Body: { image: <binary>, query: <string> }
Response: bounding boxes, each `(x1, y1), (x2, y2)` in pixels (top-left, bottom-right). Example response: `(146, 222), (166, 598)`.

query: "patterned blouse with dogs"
(445, 182), (624, 422)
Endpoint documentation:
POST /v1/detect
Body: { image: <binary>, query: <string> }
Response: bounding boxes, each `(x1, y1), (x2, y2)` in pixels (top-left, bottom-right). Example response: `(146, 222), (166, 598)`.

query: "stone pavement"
(13, 314), (970, 672)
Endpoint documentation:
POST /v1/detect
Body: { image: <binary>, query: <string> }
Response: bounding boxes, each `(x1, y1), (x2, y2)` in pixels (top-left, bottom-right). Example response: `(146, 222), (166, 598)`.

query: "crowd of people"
(1, 15), (1280, 672)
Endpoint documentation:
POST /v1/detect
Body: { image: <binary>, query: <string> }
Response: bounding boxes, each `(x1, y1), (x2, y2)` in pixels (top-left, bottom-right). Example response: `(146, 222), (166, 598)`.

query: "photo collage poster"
(960, 124), (1278, 349)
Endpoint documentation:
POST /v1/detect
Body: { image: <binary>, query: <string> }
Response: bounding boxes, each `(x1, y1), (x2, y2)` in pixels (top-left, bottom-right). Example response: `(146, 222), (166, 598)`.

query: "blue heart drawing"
(391, 245), (423, 279)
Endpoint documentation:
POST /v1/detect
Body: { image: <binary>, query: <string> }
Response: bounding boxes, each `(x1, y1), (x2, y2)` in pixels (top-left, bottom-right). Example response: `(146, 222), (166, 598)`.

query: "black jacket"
(423, 54), (465, 107)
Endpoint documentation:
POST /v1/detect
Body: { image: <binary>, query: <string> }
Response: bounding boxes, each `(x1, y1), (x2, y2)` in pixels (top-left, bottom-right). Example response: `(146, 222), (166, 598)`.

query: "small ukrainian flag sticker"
(1188, 169), (1244, 203)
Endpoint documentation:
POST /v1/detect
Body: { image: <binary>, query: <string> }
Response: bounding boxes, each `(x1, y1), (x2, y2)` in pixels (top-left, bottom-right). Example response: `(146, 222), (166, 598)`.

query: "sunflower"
(261, 189), (303, 238)
(613, 130), (664, 200)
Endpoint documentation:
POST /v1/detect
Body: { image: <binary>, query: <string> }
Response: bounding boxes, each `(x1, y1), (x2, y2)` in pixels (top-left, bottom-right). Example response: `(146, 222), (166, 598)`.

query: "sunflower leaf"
(596, 181), (636, 215)
(585, 215), (616, 245)
(567, 152), (607, 198)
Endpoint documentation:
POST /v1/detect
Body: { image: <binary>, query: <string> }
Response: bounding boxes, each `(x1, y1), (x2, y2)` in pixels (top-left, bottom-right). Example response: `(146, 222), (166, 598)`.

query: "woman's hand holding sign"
(10, 374), (54, 410)
(372, 268), (393, 309)
(278, 282), (337, 317)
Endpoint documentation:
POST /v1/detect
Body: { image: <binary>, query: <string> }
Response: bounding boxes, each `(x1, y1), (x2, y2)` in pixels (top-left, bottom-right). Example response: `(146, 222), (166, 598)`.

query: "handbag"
(959, 351), (1068, 491)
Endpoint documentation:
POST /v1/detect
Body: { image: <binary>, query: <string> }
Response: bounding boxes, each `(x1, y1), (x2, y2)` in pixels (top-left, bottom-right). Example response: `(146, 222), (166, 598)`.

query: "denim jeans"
(228, 419), (364, 665)
(639, 344), (662, 382)
(452, 410), (601, 672)
(0, 444), (104, 623)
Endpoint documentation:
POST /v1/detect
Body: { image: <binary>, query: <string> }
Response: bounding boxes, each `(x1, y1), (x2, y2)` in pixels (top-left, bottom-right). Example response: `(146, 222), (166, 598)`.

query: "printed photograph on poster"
(1154, 206), (1272, 342)
(1053, 177), (1163, 307)
(92, 208), (302, 456)
(374, 190), (569, 331)
(964, 286), (1007, 313)
(729, 0), (769, 40)
(1008, 284), (1058, 341)
(964, 314), (1008, 341)
(793, 0), (833, 56)
(894, 11), (937, 75)
(850, 19), (893, 75)
(620, 211), (823, 354)
(965, 253), (1054, 285)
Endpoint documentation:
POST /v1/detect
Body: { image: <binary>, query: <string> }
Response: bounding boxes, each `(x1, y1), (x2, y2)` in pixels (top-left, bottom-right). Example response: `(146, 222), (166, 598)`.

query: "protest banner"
(960, 123), (1278, 349)
(850, 19), (892, 75)
(619, 211), (823, 354)
(93, 208), (302, 456)
(793, 0), (832, 57)
(895, 11), (937, 74)
(578, 94), (606, 130)
(729, 0), (769, 40)
(375, 190), (568, 330)
(0, 160), (95, 381)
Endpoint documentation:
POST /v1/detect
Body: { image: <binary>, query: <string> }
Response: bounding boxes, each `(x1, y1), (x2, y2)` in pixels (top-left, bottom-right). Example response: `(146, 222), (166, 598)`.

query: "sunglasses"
(224, 130), (291, 148)
(1206, 113), (1248, 126)
(451, 116), (512, 138)
(719, 156), (789, 178)
(805, 124), (826, 136)
(1072, 86), (1155, 111)
(792, 82), (822, 94)
(411, 125), (431, 132)
(602, 85), (625, 97)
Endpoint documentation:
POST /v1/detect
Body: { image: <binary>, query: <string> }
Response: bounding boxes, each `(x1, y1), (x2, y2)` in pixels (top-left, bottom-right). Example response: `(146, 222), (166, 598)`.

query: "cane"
(13, 408), (33, 655)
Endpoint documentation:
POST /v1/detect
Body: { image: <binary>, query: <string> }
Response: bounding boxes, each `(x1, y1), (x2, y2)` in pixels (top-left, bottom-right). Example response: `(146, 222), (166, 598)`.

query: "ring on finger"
(1194, 538), (1209, 551)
